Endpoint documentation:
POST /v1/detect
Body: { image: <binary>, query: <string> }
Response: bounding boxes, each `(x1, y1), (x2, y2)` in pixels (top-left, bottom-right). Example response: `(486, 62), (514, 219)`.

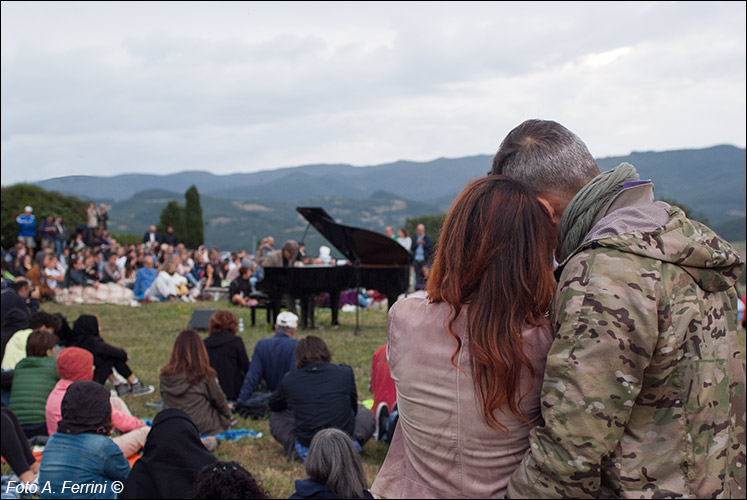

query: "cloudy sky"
(1, 1), (745, 186)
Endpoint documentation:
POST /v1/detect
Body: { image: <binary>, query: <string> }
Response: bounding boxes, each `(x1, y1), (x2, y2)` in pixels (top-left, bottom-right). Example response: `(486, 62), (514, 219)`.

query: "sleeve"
(268, 380), (288, 412)
(207, 377), (231, 420)
(102, 440), (131, 483)
(236, 339), (250, 378)
(237, 345), (263, 405)
(347, 366), (358, 413)
(507, 249), (661, 498)
(111, 407), (144, 433)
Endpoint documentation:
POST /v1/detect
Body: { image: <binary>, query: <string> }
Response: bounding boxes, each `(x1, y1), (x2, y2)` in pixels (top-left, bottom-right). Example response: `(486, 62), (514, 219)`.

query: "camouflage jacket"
(507, 205), (746, 498)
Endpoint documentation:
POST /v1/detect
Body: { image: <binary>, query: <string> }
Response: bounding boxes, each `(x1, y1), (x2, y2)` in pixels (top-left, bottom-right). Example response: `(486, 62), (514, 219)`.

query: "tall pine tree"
(184, 185), (204, 249)
(157, 200), (186, 238)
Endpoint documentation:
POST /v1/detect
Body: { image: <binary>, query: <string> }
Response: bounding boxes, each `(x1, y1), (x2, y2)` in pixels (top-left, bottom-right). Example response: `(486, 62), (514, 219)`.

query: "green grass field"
(39, 302), (391, 498)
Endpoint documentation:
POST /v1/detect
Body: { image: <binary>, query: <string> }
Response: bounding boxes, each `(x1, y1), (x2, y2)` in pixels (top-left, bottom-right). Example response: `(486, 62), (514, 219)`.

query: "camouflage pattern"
(507, 207), (746, 499)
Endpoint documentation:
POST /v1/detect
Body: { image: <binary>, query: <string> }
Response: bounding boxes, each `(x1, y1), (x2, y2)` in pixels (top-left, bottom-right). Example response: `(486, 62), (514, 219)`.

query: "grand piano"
(256, 207), (413, 329)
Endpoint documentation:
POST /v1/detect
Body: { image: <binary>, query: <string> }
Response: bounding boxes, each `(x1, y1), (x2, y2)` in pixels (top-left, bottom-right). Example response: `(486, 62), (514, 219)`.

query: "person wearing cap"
(16, 206), (36, 254)
(38, 381), (131, 499)
(234, 312), (299, 447)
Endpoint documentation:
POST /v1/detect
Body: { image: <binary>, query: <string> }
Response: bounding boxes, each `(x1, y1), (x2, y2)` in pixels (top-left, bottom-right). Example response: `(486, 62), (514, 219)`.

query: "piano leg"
(330, 291), (341, 326)
(299, 295), (316, 329)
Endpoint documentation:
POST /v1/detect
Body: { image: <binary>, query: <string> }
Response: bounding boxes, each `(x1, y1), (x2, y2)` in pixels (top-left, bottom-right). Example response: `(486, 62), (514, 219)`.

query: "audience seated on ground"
(160, 329), (234, 439)
(1, 278), (40, 359)
(268, 335), (375, 462)
(228, 266), (258, 307)
(1, 406), (40, 487)
(132, 256), (157, 299)
(69, 314), (153, 396)
(189, 461), (269, 499)
(46, 347), (150, 458)
(145, 256), (182, 302)
(203, 310), (249, 402)
(8, 329), (60, 439)
(56, 255), (136, 306)
(38, 381), (131, 500)
(120, 408), (216, 499)
(290, 428), (374, 499)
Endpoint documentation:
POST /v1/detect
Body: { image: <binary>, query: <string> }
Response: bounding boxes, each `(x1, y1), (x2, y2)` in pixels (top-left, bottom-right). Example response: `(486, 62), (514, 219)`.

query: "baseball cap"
(276, 311), (299, 329)
(25, 206), (33, 213)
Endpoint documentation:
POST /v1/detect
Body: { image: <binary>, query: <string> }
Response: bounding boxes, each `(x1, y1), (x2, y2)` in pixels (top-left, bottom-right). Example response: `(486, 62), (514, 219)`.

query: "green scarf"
(557, 162), (639, 262)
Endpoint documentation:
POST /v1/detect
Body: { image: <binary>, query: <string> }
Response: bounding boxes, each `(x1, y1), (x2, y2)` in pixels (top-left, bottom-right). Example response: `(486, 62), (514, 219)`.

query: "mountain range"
(29, 145), (746, 251)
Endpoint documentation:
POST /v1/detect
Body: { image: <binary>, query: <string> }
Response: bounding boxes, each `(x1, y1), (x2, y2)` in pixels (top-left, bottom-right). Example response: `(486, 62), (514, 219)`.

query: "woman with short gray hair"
(290, 428), (373, 499)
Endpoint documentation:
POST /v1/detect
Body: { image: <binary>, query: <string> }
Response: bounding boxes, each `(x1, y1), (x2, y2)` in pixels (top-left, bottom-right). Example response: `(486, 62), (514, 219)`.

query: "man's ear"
(536, 195), (556, 220)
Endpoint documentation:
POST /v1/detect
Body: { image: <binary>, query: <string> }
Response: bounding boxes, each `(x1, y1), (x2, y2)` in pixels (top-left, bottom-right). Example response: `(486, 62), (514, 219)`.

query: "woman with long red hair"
(371, 175), (557, 499)
(160, 329), (233, 437)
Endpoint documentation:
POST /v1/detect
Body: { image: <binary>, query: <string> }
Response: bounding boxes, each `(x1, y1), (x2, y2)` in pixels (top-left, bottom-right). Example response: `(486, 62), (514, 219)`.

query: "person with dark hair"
(409, 224), (432, 290)
(46, 347), (150, 458)
(1, 406), (40, 486)
(120, 408), (217, 499)
(228, 266), (258, 307)
(291, 428), (373, 499)
(372, 176), (557, 498)
(38, 381), (131, 499)
(269, 336), (375, 461)
(2, 311), (61, 370)
(489, 120), (745, 499)
(70, 314), (154, 396)
(203, 310), (249, 401)
(1, 277), (40, 359)
(8, 329), (60, 438)
(160, 329), (233, 437)
(189, 461), (269, 499)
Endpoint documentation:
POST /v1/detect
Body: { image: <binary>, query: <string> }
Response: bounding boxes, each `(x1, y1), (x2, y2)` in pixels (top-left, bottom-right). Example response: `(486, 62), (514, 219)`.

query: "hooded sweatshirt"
(507, 182), (746, 499)
(203, 331), (249, 401)
(159, 372), (231, 436)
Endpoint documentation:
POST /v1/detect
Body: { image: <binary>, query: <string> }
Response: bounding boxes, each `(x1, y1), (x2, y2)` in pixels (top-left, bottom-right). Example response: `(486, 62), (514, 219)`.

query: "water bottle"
(238, 318), (245, 332)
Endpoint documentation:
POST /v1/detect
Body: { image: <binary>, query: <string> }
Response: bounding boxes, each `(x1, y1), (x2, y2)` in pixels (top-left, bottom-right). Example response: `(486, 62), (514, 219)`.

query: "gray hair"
(304, 428), (368, 499)
(490, 119), (600, 198)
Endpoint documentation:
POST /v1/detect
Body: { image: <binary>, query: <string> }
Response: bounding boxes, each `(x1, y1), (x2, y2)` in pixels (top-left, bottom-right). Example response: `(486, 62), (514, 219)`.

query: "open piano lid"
(297, 207), (413, 266)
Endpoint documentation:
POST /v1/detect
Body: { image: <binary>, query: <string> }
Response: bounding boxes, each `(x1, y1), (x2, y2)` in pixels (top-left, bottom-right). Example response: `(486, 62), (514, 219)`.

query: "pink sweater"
(371, 296), (553, 499)
(45, 379), (144, 435)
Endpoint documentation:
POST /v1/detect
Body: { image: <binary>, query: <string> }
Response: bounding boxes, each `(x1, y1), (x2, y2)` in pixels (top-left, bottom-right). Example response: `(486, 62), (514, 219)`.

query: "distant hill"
(24, 145), (747, 251)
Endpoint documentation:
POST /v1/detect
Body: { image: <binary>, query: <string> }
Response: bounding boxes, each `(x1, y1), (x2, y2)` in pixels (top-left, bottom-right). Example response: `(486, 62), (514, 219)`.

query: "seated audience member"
(290, 428), (374, 499)
(200, 261), (223, 289)
(68, 231), (86, 253)
(132, 256), (158, 299)
(26, 251), (54, 301)
(46, 347), (150, 458)
(120, 408), (217, 499)
(228, 266), (258, 307)
(370, 343), (397, 441)
(1, 278), (40, 359)
(41, 254), (63, 296)
(203, 310), (249, 401)
(145, 256), (181, 301)
(101, 253), (123, 284)
(2, 311), (61, 370)
(189, 461), (269, 499)
(1, 407), (40, 486)
(371, 176), (556, 499)
(8, 330), (60, 438)
(121, 256), (139, 289)
(70, 314), (154, 396)
(160, 329), (234, 437)
(234, 312), (298, 430)
(62, 254), (99, 288)
(268, 336), (375, 461)
(38, 381), (131, 499)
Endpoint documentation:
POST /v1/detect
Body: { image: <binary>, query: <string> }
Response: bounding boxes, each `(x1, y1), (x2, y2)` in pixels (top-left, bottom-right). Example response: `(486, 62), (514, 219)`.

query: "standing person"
(38, 214), (58, 251)
(268, 336), (375, 462)
(396, 228), (411, 252)
(291, 428), (374, 499)
(409, 224), (432, 290)
(371, 176), (556, 499)
(490, 119), (746, 498)
(143, 225), (158, 248)
(38, 381), (131, 500)
(203, 310), (250, 402)
(16, 206), (36, 255)
(86, 202), (100, 247)
(160, 329), (233, 437)
(98, 203), (109, 231)
(54, 216), (68, 257)
(120, 409), (217, 499)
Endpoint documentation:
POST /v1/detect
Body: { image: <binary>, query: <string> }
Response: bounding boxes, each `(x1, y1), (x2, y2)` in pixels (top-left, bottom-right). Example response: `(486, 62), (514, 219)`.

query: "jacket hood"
(581, 206), (744, 293)
(159, 372), (193, 397)
(204, 331), (237, 348)
(293, 479), (332, 498)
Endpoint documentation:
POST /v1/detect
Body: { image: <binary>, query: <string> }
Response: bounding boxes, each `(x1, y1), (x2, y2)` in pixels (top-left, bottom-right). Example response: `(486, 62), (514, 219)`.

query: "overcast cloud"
(1, 1), (745, 185)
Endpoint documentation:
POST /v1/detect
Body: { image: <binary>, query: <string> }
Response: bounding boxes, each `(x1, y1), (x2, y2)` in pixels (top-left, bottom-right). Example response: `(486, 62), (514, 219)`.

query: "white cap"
(24, 206), (33, 213)
(276, 311), (299, 329)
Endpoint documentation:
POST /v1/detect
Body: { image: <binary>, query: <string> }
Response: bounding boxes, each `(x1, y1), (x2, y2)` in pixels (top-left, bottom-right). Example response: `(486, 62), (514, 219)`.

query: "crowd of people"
(1, 118), (746, 499)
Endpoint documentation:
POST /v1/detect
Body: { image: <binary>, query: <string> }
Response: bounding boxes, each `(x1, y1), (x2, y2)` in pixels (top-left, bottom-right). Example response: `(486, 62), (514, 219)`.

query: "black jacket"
(1, 288), (38, 360)
(203, 331), (249, 401)
(269, 361), (358, 446)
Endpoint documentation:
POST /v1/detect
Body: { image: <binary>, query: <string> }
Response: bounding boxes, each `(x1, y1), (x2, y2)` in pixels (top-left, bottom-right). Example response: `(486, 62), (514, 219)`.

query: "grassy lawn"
(37, 301), (391, 498)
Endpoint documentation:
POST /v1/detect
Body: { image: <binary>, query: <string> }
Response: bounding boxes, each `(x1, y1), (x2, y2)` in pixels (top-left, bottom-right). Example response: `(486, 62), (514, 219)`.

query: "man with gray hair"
(491, 119), (745, 498)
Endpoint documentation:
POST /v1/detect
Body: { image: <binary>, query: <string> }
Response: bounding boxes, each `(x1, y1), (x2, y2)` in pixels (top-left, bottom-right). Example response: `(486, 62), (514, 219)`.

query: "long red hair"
(161, 329), (217, 385)
(426, 175), (556, 431)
